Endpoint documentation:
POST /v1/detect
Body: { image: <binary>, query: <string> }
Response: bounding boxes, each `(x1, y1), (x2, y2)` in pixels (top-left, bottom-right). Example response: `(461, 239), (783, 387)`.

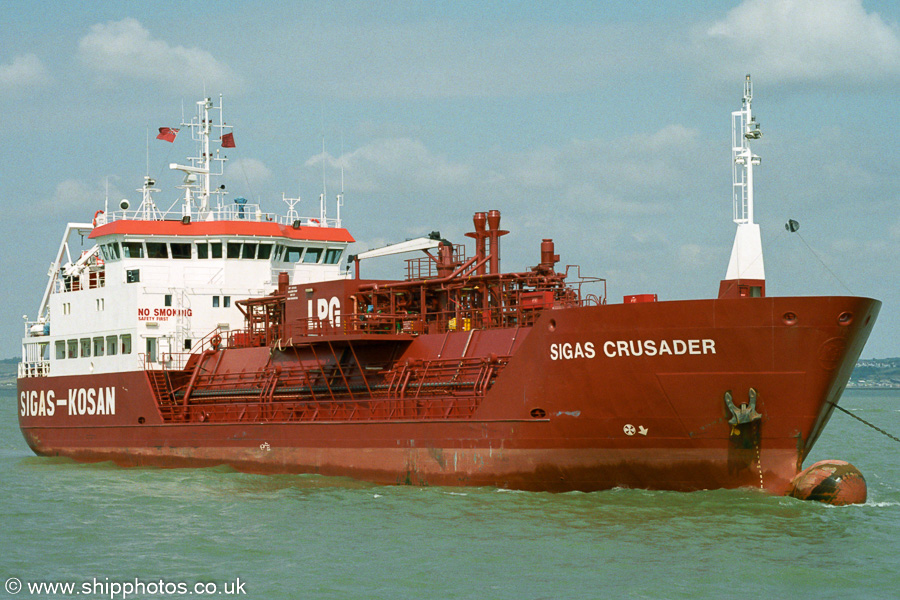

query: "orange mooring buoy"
(789, 460), (867, 505)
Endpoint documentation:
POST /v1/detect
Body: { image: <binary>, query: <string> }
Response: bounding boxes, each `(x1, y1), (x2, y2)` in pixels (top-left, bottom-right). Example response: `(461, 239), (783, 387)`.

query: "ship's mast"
(169, 96), (230, 220)
(721, 74), (765, 298)
(732, 75), (761, 225)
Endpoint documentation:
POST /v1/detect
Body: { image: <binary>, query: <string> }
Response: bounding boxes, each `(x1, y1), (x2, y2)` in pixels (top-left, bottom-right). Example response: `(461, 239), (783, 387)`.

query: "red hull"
(17, 295), (880, 494)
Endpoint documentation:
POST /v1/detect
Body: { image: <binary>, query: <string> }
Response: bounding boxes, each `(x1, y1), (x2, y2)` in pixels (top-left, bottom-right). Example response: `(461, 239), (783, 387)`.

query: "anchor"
(725, 388), (762, 436)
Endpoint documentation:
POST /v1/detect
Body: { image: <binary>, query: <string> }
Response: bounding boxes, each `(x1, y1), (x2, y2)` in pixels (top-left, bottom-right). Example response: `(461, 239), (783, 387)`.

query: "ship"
(17, 77), (880, 500)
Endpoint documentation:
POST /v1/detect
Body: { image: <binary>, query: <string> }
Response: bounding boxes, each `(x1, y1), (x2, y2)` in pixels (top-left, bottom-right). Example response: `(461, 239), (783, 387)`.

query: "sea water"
(1, 388), (898, 600)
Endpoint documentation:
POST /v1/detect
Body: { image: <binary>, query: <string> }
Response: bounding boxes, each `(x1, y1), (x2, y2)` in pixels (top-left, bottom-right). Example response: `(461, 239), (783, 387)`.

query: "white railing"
(18, 361), (50, 378)
(96, 203), (341, 228)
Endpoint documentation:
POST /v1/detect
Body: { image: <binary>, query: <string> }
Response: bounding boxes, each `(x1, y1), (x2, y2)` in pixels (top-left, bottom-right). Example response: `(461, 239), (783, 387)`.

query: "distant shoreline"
(847, 385), (900, 390)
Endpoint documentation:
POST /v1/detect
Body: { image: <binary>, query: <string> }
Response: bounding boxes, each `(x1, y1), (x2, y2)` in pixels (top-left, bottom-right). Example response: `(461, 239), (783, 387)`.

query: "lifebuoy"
(210, 334), (222, 348)
(92, 210), (104, 227)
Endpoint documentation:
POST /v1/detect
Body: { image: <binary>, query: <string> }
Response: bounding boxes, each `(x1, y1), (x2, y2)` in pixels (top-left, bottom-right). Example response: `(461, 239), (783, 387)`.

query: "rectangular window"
(171, 243), (191, 259)
(122, 242), (144, 258)
(211, 242), (223, 258)
(196, 243), (209, 259)
(106, 335), (118, 356)
(242, 243), (257, 259)
(258, 244), (272, 259)
(93, 337), (105, 357)
(121, 334), (132, 355)
(146, 242), (168, 258)
(303, 247), (323, 264)
(285, 247), (303, 262)
(273, 244), (285, 261)
(101, 244), (117, 262)
(165, 294), (172, 307)
(80, 338), (91, 358)
(183, 338), (192, 351)
(212, 296), (220, 308)
(324, 248), (343, 264)
(224, 296), (231, 308)
(67, 339), (77, 359)
(126, 269), (140, 283)
(227, 242), (242, 259)
(55, 340), (66, 360)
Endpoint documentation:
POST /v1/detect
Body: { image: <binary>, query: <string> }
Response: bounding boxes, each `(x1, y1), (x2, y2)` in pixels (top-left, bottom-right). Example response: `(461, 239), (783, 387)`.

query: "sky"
(0, 0), (898, 359)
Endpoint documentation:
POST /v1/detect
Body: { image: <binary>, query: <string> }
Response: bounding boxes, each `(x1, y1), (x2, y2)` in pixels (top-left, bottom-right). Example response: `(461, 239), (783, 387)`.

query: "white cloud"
(77, 18), (242, 92)
(225, 158), (272, 189)
(701, 0), (900, 83)
(306, 138), (473, 192)
(23, 178), (125, 219)
(493, 124), (706, 216)
(53, 179), (97, 208)
(0, 54), (50, 89)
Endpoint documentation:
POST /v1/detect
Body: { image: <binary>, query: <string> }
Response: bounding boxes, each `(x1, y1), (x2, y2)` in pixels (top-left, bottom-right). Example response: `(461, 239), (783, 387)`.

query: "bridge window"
(171, 243), (191, 259)
(258, 244), (272, 259)
(227, 242), (242, 259)
(242, 243), (257, 259)
(303, 247), (323, 264)
(284, 246), (303, 263)
(101, 242), (121, 261)
(146, 242), (168, 258)
(55, 340), (65, 360)
(324, 248), (342, 264)
(106, 335), (118, 356)
(122, 242), (144, 258)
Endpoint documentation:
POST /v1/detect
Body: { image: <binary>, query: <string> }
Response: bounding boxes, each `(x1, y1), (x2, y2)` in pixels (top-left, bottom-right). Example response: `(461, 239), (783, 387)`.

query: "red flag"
(156, 127), (179, 142)
(221, 132), (235, 148)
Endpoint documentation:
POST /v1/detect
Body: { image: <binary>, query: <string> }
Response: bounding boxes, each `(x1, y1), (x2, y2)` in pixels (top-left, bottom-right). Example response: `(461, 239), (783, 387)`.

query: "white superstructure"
(21, 96), (353, 378)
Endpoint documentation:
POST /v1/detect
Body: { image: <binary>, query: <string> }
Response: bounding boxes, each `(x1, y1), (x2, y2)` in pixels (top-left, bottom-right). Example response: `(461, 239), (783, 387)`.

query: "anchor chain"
(754, 437), (764, 490)
(828, 401), (900, 444)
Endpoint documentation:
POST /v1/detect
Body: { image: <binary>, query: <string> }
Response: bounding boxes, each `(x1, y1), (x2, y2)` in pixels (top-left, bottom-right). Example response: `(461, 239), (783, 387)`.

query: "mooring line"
(829, 401), (900, 444)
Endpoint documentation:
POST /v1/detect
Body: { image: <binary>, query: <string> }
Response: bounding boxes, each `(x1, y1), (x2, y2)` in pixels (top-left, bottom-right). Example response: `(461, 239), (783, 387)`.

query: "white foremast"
(725, 74), (765, 283)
